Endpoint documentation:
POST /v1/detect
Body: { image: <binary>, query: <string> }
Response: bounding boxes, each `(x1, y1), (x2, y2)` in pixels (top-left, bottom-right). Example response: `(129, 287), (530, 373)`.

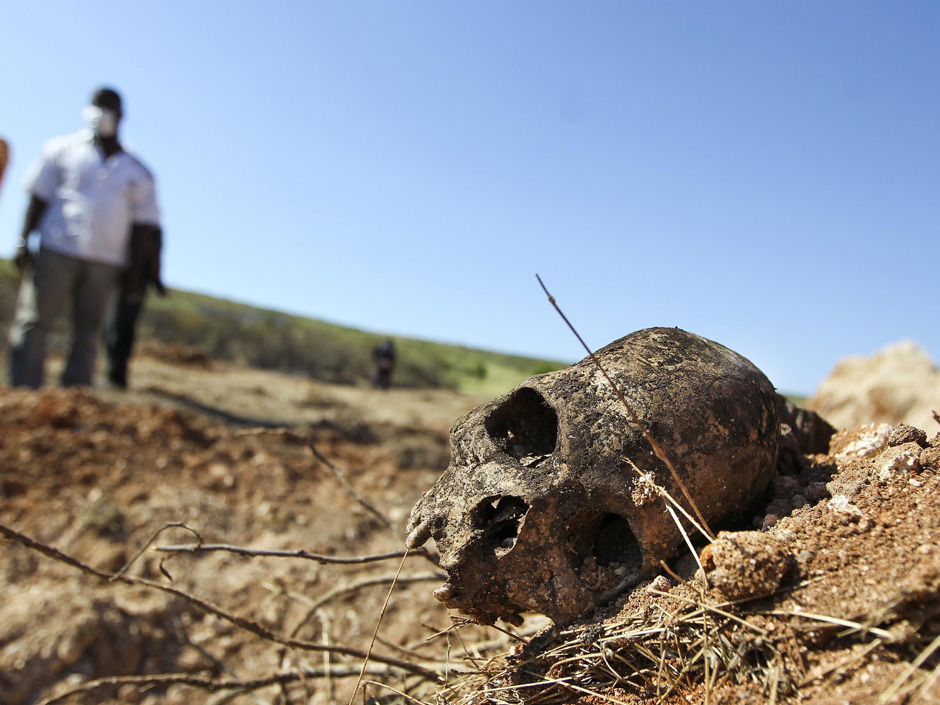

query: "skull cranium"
(406, 327), (779, 626)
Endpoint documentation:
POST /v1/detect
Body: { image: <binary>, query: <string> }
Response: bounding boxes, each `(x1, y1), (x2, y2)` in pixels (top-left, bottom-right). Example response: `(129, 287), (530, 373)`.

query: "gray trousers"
(9, 248), (121, 388)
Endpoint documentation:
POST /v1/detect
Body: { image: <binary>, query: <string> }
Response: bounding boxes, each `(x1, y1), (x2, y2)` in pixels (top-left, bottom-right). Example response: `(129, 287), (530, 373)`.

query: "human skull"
(406, 327), (779, 626)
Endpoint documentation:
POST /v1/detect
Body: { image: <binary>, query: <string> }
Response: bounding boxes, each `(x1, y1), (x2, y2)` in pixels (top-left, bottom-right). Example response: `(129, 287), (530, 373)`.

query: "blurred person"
(105, 225), (167, 389)
(0, 137), (9, 196)
(9, 87), (161, 388)
(372, 338), (396, 389)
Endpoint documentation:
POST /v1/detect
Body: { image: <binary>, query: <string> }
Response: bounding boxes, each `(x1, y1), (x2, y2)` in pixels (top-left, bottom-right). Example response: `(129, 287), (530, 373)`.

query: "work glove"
(13, 243), (32, 273)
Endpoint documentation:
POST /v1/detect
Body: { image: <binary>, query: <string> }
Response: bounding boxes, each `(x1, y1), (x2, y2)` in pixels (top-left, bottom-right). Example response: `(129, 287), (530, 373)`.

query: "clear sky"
(1, 2), (937, 395)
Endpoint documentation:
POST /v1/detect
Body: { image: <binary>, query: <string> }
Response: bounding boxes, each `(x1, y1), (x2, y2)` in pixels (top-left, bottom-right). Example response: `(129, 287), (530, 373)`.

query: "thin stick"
(36, 666), (404, 705)
(112, 521), (203, 580)
(914, 659), (940, 703)
(551, 677), (635, 705)
(156, 542), (421, 565)
(647, 591), (768, 636)
(363, 681), (434, 705)
(349, 548), (411, 705)
(797, 639), (882, 687)
(0, 522), (441, 682)
(373, 633), (453, 664)
(765, 609), (893, 640)
(666, 505), (705, 575)
(881, 630), (940, 703)
(481, 676), (576, 694)
(309, 442), (397, 532)
(629, 461), (712, 541)
(659, 560), (684, 584)
(481, 620), (532, 644)
(451, 627), (484, 671)
(320, 609), (334, 705)
(535, 274), (714, 540)
(288, 572), (444, 639)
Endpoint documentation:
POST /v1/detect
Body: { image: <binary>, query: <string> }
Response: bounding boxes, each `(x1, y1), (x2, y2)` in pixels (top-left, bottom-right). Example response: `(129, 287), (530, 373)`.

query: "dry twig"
(285, 571), (445, 639)
(155, 541), (428, 565)
(309, 442), (395, 531)
(0, 522), (442, 683)
(349, 549), (411, 704)
(36, 665), (406, 705)
(535, 274), (715, 541)
(447, 582), (798, 705)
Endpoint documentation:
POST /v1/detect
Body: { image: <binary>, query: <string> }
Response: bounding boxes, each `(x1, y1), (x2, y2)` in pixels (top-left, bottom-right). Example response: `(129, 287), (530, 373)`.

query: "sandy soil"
(2, 346), (939, 705)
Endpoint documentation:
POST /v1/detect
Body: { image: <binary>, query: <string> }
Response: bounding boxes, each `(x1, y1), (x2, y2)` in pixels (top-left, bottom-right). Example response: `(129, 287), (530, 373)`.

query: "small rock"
(772, 475), (802, 496)
(888, 424), (928, 448)
(805, 482), (830, 502)
(765, 498), (792, 517)
(796, 549), (815, 565)
(208, 462), (235, 490)
(646, 575), (672, 593)
(828, 494), (863, 516)
(920, 447), (940, 470)
(830, 424), (892, 458)
(704, 531), (793, 600)
(762, 514), (780, 530)
(878, 444), (922, 481)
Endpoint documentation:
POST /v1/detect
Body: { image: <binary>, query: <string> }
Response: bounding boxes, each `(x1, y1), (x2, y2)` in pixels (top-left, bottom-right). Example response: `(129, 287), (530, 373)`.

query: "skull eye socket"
(471, 495), (529, 554)
(484, 388), (558, 462)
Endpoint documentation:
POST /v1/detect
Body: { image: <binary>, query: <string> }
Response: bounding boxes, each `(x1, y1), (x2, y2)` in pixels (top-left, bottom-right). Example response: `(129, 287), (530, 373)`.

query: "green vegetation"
(0, 259), (568, 395)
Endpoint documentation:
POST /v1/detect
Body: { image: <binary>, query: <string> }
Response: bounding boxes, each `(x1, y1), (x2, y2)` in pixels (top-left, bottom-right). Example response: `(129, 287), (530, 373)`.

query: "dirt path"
(99, 350), (486, 433)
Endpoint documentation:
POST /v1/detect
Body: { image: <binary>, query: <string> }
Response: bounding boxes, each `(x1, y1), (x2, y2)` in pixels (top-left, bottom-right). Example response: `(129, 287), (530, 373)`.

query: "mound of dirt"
(477, 423), (940, 705)
(809, 340), (940, 432)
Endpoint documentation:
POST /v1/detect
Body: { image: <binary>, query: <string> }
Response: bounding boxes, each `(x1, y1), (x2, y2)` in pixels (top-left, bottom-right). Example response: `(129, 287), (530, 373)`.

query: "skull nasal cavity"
(484, 388), (558, 460)
(471, 496), (530, 552)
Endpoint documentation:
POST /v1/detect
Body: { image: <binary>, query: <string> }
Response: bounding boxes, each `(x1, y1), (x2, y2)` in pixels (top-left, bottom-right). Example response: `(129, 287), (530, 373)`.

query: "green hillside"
(0, 259), (568, 396)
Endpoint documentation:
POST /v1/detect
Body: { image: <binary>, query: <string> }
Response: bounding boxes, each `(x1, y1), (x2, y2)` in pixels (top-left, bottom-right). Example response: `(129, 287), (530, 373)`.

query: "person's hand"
(122, 267), (142, 296)
(13, 243), (32, 273)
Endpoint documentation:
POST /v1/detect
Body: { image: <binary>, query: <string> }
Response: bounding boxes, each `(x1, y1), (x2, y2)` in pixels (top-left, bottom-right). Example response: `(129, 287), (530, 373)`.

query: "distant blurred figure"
(0, 137), (9, 197)
(372, 338), (396, 389)
(9, 87), (161, 388)
(105, 226), (167, 389)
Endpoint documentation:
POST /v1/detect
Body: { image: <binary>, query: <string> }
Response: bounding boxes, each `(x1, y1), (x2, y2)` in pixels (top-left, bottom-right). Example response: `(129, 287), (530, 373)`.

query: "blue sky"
(1, 2), (937, 395)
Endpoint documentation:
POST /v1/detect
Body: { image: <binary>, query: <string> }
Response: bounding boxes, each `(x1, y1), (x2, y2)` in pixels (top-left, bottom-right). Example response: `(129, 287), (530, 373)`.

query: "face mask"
(83, 105), (118, 138)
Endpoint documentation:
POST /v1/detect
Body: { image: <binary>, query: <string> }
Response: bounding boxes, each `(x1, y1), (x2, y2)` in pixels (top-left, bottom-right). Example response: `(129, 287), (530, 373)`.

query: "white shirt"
(23, 130), (161, 267)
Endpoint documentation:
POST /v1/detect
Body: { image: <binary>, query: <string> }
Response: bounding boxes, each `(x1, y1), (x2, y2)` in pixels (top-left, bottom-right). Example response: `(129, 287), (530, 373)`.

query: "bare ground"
(2, 347), (940, 704)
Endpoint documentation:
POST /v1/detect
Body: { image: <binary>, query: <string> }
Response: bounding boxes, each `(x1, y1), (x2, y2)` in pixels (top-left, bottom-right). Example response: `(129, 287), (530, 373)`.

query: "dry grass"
(436, 583), (795, 705)
(424, 573), (940, 705)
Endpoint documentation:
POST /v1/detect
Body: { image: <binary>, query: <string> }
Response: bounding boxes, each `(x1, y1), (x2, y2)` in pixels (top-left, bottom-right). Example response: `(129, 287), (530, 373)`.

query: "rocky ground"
(1, 342), (940, 704)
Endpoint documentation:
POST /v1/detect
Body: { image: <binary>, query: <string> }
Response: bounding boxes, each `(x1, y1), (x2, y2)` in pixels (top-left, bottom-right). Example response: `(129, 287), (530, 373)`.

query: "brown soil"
(486, 422), (940, 705)
(2, 346), (940, 704)
(0, 351), (492, 705)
